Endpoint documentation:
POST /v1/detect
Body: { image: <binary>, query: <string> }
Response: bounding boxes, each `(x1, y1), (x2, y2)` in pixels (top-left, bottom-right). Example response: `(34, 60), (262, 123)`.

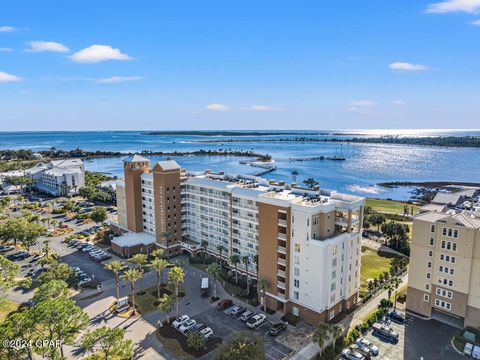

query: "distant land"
(193, 136), (480, 148)
(143, 131), (321, 136)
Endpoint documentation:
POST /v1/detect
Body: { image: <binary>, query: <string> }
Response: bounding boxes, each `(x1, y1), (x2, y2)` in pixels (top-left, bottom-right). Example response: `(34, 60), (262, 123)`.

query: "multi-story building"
(27, 159), (85, 196)
(112, 155), (365, 324)
(407, 188), (480, 327)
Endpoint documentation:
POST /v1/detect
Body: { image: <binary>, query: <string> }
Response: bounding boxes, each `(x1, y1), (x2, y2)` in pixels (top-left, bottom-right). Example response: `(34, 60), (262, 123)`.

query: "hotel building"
(113, 155), (365, 323)
(407, 188), (480, 327)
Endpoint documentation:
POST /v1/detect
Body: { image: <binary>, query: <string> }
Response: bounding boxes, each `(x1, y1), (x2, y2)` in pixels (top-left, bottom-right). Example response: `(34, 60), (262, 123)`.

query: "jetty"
(275, 156), (345, 162)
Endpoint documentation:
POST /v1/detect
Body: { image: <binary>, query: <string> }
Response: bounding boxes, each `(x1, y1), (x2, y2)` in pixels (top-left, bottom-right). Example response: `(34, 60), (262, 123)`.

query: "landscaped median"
(452, 326), (480, 355)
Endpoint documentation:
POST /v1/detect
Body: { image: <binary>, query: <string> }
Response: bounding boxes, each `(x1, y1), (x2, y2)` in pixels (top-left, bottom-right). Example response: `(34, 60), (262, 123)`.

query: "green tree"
(0, 310), (36, 360)
(151, 248), (165, 259)
(90, 206), (108, 223)
(391, 277), (402, 309)
(158, 293), (174, 325)
(330, 324), (342, 352)
(130, 253), (147, 291)
(105, 260), (124, 300)
(0, 256), (19, 302)
(187, 331), (206, 351)
(206, 262), (221, 298)
(216, 245), (226, 267)
(214, 332), (264, 360)
(370, 214), (386, 231)
(313, 323), (331, 349)
(124, 268), (141, 315)
(3, 176), (34, 194)
(252, 254), (259, 276)
(256, 278), (270, 312)
(32, 279), (69, 304)
(31, 298), (89, 358)
(81, 326), (133, 360)
(241, 256), (251, 294)
(303, 178), (319, 189)
(230, 255), (240, 284)
(37, 262), (75, 287)
(151, 258), (168, 299)
(168, 266), (185, 316)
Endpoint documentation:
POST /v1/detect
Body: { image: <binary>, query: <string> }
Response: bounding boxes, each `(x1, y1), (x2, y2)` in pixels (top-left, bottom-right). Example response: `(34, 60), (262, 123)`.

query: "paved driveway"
(193, 307), (293, 360)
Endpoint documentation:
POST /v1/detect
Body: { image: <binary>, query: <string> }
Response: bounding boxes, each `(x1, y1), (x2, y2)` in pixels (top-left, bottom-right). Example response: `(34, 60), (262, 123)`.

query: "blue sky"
(1, 0), (480, 131)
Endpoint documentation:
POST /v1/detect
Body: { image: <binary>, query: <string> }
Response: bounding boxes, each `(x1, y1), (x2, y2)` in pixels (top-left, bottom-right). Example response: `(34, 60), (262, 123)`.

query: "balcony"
(278, 219), (287, 226)
(277, 246), (287, 254)
(277, 258), (286, 266)
(278, 233), (287, 240)
(277, 281), (286, 290)
(277, 269), (286, 277)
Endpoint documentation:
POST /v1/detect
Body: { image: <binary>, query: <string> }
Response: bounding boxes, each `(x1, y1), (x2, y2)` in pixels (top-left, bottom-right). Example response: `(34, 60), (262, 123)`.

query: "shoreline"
(378, 181), (480, 188)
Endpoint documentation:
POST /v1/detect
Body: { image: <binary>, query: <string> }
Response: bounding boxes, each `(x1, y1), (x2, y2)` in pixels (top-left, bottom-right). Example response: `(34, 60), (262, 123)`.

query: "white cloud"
(392, 100), (406, 105)
(0, 47), (13, 52)
(0, 26), (16, 33)
(26, 41), (69, 53)
(206, 103), (230, 111)
(250, 105), (284, 112)
(350, 100), (376, 107)
(389, 62), (428, 71)
(426, 0), (480, 13)
(471, 19), (480, 25)
(0, 71), (22, 83)
(95, 76), (143, 84)
(70, 45), (131, 63)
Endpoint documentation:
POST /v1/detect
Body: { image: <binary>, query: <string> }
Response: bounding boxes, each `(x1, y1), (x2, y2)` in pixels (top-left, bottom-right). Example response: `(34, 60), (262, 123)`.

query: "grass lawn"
(366, 198), (419, 215)
(0, 299), (19, 322)
(131, 289), (158, 314)
(360, 249), (392, 295)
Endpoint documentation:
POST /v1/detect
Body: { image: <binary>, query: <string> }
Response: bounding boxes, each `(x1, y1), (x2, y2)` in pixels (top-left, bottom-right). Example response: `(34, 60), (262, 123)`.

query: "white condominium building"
(114, 155), (365, 324)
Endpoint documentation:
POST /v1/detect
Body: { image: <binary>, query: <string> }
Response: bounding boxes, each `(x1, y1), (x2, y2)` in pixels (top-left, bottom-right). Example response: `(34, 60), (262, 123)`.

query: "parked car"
(179, 319), (197, 334)
(200, 327), (214, 339)
(172, 315), (190, 329)
(246, 314), (267, 329)
(81, 245), (95, 252)
(349, 345), (371, 360)
(341, 349), (364, 360)
(78, 278), (92, 285)
(225, 304), (242, 316)
(356, 338), (379, 356)
(0, 245), (15, 252)
(230, 305), (246, 317)
(217, 299), (233, 310)
(13, 251), (31, 260)
(372, 323), (399, 344)
(464, 343), (474, 357)
(269, 322), (287, 336)
(32, 253), (46, 261)
(188, 323), (207, 334)
(388, 310), (405, 324)
(240, 310), (255, 322)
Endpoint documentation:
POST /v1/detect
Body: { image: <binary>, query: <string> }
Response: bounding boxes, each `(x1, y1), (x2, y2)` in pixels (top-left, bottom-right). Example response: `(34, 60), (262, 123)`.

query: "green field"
(359, 249), (392, 296)
(366, 198), (419, 215)
(0, 299), (19, 323)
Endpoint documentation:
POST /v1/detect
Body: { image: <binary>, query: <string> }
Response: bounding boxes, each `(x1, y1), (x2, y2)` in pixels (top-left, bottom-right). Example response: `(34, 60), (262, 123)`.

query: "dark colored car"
(269, 323), (287, 336)
(388, 311), (405, 324)
(217, 299), (233, 310)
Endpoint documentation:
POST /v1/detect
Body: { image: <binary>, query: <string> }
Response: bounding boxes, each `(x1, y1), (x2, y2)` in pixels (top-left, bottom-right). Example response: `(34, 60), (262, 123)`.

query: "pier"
(275, 156), (345, 162)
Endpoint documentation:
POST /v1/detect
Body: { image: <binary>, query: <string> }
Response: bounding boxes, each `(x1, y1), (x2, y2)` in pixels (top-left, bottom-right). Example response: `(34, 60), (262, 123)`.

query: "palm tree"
(384, 282), (394, 306)
(313, 324), (330, 349)
(291, 170), (299, 183)
(130, 253), (147, 291)
(330, 324), (342, 352)
(206, 263), (221, 299)
(241, 256), (251, 294)
(151, 258), (169, 299)
(124, 269), (141, 315)
(253, 254), (259, 276)
(391, 277), (402, 309)
(256, 278), (270, 312)
(158, 294), (174, 326)
(105, 260), (124, 300)
(151, 248), (165, 260)
(168, 266), (185, 316)
(201, 240), (208, 264)
(229, 255), (241, 284)
(216, 245), (226, 267)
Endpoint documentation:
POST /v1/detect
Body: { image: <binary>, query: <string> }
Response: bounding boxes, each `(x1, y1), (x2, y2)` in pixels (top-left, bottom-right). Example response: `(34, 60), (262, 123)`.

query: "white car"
(356, 338), (379, 356)
(172, 315), (190, 329)
(240, 310), (255, 322)
(179, 319), (197, 334)
(78, 277), (92, 285)
(246, 314), (267, 329)
(200, 327), (213, 339)
(341, 349), (364, 360)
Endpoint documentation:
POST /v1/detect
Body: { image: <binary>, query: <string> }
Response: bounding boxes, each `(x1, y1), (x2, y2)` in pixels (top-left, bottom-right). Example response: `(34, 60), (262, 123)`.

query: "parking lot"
(354, 313), (463, 360)
(192, 306), (293, 360)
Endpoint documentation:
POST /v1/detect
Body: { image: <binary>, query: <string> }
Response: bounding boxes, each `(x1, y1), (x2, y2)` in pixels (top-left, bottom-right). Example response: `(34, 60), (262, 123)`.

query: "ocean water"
(1, 130), (479, 200)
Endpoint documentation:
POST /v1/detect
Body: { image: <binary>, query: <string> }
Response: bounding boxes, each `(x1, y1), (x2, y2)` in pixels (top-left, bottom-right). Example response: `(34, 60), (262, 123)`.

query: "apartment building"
(27, 159), (85, 196)
(113, 155), (365, 323)
(407, 188), (480, 327)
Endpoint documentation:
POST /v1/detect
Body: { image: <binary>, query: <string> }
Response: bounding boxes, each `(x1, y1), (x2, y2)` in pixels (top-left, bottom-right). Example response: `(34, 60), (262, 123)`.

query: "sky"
(1, 0), (480, 131)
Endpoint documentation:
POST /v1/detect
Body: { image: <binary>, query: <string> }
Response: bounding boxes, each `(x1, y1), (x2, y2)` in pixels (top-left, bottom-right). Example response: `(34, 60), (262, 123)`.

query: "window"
(452, 243), (457, 251)
(332, 246), (337, 255)
(329, 310), (335, 320)
(332, 270), (336, 279)
(431, 225), (436, 233)
(430, 238), (435, 246)
(293, 291), (299, 300)
(439, 266), (444, 272)
(443, 228), (447, 236)
(331, 283), (336, 291)
(332, 258), (337, 267)
(426, 272), (431, 279)
(295, 243), (300, 252)
(440, 254), (444, 261)
(441, 241), (446, 249)
(294, 267), (300, 276)
(450, 268), (454, 275)
(292, 307), (299, 316)
(427, 261), (432, 268)
(451, 257), (456, 263)
(428, 250), (433, 257)
(424, 294), (430, 302)
(294, 279), (300, 288)
(425, 284), (430, 290)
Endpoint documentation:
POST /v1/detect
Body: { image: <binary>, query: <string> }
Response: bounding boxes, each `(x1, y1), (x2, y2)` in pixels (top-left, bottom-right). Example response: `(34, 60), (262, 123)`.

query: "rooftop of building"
(111, 231), (156, 247)
(123, 154), (149, 163)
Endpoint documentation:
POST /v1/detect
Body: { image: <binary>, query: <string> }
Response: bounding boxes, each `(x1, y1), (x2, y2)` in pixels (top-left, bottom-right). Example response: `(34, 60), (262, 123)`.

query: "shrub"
(379, 298), (392, 308)
(281, 313), (299, 326)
